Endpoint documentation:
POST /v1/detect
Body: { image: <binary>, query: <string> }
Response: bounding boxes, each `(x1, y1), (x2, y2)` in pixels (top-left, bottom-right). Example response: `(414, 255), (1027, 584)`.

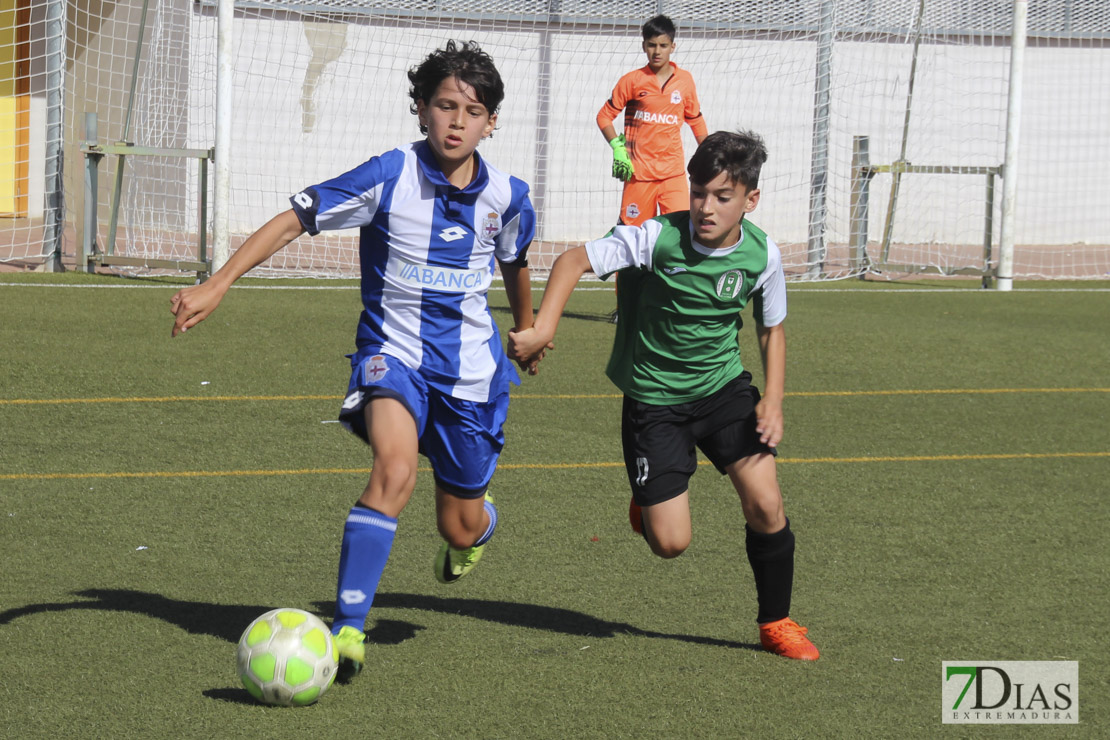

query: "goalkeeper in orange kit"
(597, 14), (709, 227)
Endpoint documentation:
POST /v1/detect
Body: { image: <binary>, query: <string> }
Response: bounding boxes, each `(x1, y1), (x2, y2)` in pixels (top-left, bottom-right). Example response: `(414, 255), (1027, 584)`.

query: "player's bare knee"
(358, 459), (416, 512)
(647, 532), (690, 558)
(377, 458), (418, 492)
(742, 499), (786, 533)
(650, 541), (687, 559)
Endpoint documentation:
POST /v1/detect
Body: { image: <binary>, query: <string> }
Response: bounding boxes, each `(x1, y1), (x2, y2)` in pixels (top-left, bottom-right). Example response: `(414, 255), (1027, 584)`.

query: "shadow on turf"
(318, 593), (762, 651)
(0, 589), (428, 706)
(0, 588), (324, 642)
(203, 687), (259, 705)
(0, 587), (760, 652)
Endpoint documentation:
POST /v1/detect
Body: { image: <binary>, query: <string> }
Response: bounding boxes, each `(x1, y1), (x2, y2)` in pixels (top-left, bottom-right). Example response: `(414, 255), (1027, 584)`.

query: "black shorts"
(621, 372), (777, 507)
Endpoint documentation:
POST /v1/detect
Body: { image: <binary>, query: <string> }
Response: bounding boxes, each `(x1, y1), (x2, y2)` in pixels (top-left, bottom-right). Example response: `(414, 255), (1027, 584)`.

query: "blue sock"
(332, 504), (397, 634)
(473, 496), (497, 547)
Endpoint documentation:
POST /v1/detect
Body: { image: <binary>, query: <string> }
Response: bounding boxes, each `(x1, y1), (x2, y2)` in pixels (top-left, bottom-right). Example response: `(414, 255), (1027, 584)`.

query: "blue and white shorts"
(338, 349), (509, 498)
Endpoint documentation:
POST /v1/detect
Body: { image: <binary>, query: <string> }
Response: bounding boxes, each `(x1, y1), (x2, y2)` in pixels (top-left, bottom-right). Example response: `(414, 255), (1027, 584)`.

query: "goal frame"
(848, 134), (1002, 284)
(43, 0), (1090, 284)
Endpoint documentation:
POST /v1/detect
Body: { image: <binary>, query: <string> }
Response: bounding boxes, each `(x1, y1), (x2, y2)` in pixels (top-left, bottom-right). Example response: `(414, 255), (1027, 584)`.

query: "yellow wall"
(1, 0), (29, 217)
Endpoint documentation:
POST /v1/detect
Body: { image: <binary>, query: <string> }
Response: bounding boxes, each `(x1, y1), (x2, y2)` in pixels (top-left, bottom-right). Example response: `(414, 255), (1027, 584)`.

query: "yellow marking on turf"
(0, 467), (377, 481)
(775, 451), (1110, 464)
(785, 387), (1110, 398)
(0, 394), (341, 405)
(1, 387), (1108, 406)
(518, 388), (1110, 399)
(3, 451), (1107, 482)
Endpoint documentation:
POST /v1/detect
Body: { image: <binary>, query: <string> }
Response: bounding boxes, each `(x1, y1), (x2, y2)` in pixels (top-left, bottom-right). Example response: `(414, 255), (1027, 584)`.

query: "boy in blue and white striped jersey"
(170, 40), (538, 681)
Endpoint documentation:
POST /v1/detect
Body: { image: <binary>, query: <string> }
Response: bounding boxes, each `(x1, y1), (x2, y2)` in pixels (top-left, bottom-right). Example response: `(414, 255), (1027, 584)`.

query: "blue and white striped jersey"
(291, 141), (535, 402)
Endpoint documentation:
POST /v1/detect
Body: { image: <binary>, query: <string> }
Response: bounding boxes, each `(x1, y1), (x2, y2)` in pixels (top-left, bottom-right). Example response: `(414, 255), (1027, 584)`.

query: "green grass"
(1, 276), (1107, 738)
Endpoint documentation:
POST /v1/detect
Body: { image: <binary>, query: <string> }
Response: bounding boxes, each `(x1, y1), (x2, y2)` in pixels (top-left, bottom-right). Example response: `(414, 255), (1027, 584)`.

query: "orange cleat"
(759, 617), (820, 661)
(629, 497), (643, 534)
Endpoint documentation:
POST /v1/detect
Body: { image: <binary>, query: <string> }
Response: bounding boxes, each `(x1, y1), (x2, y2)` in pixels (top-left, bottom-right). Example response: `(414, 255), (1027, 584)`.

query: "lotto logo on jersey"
(439, 226), (468, 242)
(482, 212), (502, 238)
(633, 110), (680, 125)
(291, 188), (319, 214)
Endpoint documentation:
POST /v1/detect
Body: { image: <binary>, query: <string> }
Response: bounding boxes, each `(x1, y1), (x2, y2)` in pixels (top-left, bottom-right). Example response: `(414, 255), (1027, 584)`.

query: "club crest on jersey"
(716, 270), (744, 300)
(625, 202), (641, 221)
(363, 354), (389, 383)
(671, 90), (682, 104)
(482, 212), (502, 238)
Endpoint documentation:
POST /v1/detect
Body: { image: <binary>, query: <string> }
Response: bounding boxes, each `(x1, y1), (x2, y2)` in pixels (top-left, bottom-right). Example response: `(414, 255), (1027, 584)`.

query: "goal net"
(9, 0), (1110, 279)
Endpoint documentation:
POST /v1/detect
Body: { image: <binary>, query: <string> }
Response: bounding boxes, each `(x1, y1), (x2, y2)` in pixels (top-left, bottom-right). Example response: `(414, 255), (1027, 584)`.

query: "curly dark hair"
(408, 40), (505, 134)
(687, 130), (768, 191)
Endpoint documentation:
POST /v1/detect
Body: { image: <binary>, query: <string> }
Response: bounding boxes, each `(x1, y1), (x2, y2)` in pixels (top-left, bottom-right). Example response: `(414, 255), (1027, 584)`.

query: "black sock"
(745, 518), (795, 624)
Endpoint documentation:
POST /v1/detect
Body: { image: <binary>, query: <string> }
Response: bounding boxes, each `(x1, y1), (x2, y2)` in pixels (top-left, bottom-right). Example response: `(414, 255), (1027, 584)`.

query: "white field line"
(1, 282), (1108, 293)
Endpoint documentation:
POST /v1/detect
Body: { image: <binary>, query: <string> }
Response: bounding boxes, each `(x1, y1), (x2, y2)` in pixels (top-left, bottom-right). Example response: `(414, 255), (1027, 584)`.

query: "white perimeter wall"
(184, 15), (1110, 248)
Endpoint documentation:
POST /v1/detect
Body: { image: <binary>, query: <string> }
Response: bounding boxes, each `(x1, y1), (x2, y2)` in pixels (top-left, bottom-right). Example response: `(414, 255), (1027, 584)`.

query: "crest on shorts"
(482, 211), (502, 238)
(716, 270), (744, 300)
(625, 202), (641, 221)
(670, 90), (682, 104)
(363, 354), (389, 383)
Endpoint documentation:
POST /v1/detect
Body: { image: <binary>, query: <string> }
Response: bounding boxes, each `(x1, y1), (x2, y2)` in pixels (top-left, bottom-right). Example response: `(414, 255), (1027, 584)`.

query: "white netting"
(0, 1), (62, 266)
(6, 0), (1110, 279)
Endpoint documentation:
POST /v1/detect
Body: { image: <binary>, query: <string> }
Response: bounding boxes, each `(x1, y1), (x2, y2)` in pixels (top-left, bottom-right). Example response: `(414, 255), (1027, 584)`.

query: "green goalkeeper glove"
(609, 135), (634, 182)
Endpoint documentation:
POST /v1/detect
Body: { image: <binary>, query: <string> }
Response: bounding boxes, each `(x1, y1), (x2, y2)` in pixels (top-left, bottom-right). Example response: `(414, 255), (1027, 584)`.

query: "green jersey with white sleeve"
(585, 211), (787, 405)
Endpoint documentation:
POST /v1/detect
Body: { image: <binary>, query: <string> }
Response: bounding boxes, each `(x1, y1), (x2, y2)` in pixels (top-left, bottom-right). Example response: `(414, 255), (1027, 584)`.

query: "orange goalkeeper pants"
(618, 175), (690, 227)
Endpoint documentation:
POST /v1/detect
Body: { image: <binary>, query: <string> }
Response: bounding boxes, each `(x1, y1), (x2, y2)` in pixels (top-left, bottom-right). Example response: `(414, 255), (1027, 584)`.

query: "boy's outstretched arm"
(170, 209), (305, 337)
(755, 322), (786, 448)
(507, 246), (594, 370)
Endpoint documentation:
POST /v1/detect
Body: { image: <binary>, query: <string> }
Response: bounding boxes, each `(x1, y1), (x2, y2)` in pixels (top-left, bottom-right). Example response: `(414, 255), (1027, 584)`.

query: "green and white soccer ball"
(237, 608), (337, 706)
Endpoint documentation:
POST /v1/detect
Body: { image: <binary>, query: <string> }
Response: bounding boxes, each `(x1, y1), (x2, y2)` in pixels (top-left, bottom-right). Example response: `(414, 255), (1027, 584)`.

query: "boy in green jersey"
(509, 131), (818, 660)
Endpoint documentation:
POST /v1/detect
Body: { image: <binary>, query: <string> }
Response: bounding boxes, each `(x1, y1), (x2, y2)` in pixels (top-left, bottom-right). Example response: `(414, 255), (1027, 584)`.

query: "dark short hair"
(687, 130), (768, 191)
(408, 40), (505, 133)
(642, 14), (676, 42)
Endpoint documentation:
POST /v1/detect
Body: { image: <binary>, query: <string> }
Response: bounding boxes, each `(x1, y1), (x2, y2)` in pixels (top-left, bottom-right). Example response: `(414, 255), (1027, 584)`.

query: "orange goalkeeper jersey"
(596, 62), (708, 181)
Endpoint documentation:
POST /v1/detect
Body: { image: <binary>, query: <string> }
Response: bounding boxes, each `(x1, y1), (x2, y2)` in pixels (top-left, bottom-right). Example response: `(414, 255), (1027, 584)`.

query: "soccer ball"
(237, 608), (337, 706)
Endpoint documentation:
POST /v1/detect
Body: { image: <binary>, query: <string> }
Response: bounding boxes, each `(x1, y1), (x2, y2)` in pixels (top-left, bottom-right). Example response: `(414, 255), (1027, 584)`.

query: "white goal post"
(7, 0), (1110, 281)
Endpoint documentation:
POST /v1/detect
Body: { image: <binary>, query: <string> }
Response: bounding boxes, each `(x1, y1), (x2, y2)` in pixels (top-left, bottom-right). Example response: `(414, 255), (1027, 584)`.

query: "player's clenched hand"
(754, 397), (784, 449)
(514, 355), (543, 376)
(609, 134), (634, 182)
(170, 281), (227, 337)
(507, 327), (554, 376)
